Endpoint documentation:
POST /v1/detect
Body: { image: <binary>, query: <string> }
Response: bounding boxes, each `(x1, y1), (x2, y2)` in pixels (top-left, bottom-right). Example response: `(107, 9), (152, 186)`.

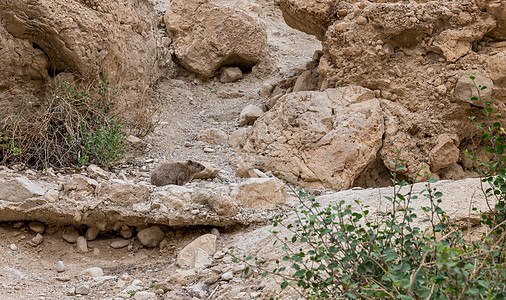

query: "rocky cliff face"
(0, 0), (170, 115)
(240, 0), (506, 189)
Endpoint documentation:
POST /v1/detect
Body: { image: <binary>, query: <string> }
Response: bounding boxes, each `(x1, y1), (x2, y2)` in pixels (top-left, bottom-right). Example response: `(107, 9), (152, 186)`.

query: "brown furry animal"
(150, 160), (206, 186)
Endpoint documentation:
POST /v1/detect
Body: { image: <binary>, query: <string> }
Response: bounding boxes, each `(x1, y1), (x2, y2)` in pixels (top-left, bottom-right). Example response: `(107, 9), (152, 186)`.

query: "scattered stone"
(221, 271), (234, 281)
(177, 234), (217, 269)
(235, 166), (259, 178)
(137, 226), (165, 248)
(29, 221), (45, 234)
(76, 236), (88, 253)
(270, 86), (285, 98)
(211, 228), (220, 238)
(231, 178), (290, 208)
(228, 128), (250, 150)
(10, 244), (17, 251)
(203, 147), (215, 153)
(85, 227), (100, 241)
(208, 195), (239, 217)
(75, 284), (90, 295)
(44, 189), (59, 203)
(259, 83), (274, 97)
(56, 276), (71, 282)
(192, 162), (220, 179)
(110, 239), (130, 249)
(96, 180), (150, 205)
(12, 221), (24, 229)
(0, 177), (45, 202)
(238, 104), (263, 126)
(31, 233), (44, 245)
(62, 227), (80, 243)
(293, 70), (316, 92)
(133, 291), (157, 299)
(119, 226), (133, 239)
(87, 164), (110, 180)
(57, 261), (66, 273)
(155, 289), (164, 295)
(194, 248), (213, 269)
(454, 71), (493, 107)
(220, 67), (243, 83)
(81, 267), (104, 277)
(197, 128), (228, 145)
(429, 135), (460, 172)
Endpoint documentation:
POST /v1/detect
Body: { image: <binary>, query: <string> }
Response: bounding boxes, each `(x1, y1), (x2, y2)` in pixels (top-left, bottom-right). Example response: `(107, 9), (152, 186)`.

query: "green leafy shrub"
(238, 74), (506, 299)
(0, 76), (128, 168)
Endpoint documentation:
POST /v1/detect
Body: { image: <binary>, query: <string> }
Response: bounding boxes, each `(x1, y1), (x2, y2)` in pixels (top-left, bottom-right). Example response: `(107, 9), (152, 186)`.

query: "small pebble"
(203, 147), (215, 153)
(191, 209), (200, 215)
(75, 284), (90, 295)
(81, 267), (104, 277)
(110, 239), (130, 249)
(31, 233), (44, 245)
(57, 261), (66, 273)
(29, 221), (45, 234)
(221, 271), (234, 281)
(10, 244), (17, 251)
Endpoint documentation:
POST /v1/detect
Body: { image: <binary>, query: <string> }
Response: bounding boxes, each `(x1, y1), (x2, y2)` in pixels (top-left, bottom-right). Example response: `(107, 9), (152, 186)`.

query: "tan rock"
(192, 162), (220, 180)
(76, 236), (88, 253)
(220, 67), (243, 83)
(62, 226), (80, 243)
(164, 0), (267, 78)
(454, 71), (494, 107)
(208, 195), (239, 217)
(239, 105), (263, 126)
(228, 128), (250, 150)
(0, 178), (45, 202)
(275, 0), (338, 40)
(0, 0), (167, 115)
(197, 128), (228, 145)
(61, 175), (98, 201)
(96, 180), (149, 205)
(231, 178), (289, 209)
(44, 190), (59, 203)
(430, 135), (460, 172)
(177, 234), (217, 269)
(293, 70), (316, 92)
(243, 86), (384, 190)
(137, 226), (165, 248)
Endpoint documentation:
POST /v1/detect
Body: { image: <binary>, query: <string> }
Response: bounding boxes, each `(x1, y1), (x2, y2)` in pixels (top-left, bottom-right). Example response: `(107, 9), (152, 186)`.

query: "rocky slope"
(0, 0), (505, 299)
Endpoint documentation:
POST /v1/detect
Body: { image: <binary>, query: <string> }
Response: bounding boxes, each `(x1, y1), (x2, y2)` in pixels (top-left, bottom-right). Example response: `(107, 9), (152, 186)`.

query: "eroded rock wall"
(0, 0), (170, 114)
(248, 0), (506, 189)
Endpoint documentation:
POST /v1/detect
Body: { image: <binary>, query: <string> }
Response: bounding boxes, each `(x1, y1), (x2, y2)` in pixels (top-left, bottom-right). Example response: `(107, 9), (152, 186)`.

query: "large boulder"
(164, 0), (268, 78)
(243, 86), (384, 190)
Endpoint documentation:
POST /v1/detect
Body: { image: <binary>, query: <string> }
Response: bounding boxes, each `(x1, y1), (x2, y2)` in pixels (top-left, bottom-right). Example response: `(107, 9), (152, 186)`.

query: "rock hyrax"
(150, 160), (206, 186)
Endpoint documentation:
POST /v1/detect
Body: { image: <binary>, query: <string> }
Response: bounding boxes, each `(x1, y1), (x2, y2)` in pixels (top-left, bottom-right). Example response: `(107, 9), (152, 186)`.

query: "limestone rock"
(220, 67), (243, 83)
(197, 128), (228, 145)
(275, 0), (338, 40)
(231, 178), (290, 209)
(62, 227), (80, 243)
(85, 227), (100, 241)
(208, 195), (239, 217)
(293, 70), (316, 92)
(229, 128), (250, 150)
(164, 0), (267, 78)
(177, 234), (217, 269)
(61, 175), (98, 201)
(0, 178), (45, 202)
(87, 165), (110, 180)
(44, 189), (59, 203)
(29, 221), (45, 234)
(81, 267), (104, 277)
(75, 285), (90, 295)
(31, 233), (44, 245)
(454, 72), (494, 107)
(110, 239), (130, 249)
(57, 261), (65, 273)
(96, 180), (149, 205)
(429, 135), (460, 172)
(154, 186), (193, 210)
(192, 162), (220, 180)
(239, 105), (263, 126)
(76, 236), (88, 253)
(137, 226), (165, 248)
(243, 86), (384, 190)
(0, 0), (166, 117)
